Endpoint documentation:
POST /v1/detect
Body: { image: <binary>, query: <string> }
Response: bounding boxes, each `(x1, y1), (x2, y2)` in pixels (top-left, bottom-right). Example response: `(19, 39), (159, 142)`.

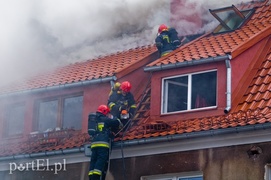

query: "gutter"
(0, 76), (117, 98)
(144, 55), (230, 72)
(113, 122), (271, 148)
(0, 147), (85, 161)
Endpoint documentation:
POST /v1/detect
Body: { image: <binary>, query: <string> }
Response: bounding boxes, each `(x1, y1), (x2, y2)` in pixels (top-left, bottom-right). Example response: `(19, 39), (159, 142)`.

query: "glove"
(119, 105), (126, 111)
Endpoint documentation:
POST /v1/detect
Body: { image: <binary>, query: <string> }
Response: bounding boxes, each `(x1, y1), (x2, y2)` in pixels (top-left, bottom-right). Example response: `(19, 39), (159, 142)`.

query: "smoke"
(0, 0), (253, 87)
(0, 0), (170, 87)
(171, 0), (254, 34)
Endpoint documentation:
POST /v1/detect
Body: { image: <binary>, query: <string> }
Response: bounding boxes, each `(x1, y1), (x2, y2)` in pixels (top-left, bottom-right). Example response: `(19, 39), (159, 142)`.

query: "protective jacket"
(155, 30), (174, 57)
(90, 112), (121, 148)
(108, 91), (136, 119)
(89, 112), (121, 180)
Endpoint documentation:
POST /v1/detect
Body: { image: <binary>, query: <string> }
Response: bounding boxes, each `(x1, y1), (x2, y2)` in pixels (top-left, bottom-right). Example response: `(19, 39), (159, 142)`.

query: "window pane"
(179, 177), (203, 180)
(63, 96), (83, 129)
(191, 71), (217, 109)
(165, 76), (188, 113)
(163, 71), (217, 113)
(5, 104), (25, 136)
(38, 100), (58, 132)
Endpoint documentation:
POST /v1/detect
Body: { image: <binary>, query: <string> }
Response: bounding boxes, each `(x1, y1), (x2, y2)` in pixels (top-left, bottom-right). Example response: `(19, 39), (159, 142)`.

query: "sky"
(0, 0), (252, 87)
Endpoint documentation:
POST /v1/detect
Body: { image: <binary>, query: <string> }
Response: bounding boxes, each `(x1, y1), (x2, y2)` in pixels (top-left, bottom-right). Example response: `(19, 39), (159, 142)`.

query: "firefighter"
(108, 82), (121, 97)
(108, 81), (136, 126)
(88, 105), (122, 180)
(155, 24), (174, 57)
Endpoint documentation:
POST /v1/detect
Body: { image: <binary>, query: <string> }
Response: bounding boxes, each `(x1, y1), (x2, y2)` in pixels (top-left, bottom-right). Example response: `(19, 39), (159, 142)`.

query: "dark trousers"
(89, 147), (109, 180)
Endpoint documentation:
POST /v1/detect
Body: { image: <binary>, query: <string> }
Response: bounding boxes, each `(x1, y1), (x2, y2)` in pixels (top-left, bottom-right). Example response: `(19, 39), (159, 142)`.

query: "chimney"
(170, 0), (204, 35)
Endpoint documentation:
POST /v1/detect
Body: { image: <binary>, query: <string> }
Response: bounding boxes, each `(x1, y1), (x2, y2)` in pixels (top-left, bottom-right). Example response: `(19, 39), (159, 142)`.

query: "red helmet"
(158, 24), (168, 34)
(120, 81), (132, 93)
(97, 105), (110, 115)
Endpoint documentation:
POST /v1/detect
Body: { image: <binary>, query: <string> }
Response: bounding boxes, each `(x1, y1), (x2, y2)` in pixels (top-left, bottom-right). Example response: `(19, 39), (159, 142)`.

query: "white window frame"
(265, 164), (271, 180)
(161, 69), (217, 114)
(141, 171), (203, 180)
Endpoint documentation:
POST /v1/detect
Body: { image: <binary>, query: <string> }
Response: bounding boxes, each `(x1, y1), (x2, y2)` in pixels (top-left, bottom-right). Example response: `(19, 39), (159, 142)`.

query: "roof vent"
(143, 121), (171, 134)
(210, 5), (255, 34)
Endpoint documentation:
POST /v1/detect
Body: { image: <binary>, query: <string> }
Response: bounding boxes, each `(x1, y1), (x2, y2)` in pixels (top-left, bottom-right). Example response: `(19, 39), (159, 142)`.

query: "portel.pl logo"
(9, 159), (66, 174)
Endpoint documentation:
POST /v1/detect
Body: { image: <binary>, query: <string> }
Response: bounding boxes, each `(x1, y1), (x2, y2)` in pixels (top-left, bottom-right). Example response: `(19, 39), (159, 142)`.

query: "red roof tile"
(0, 45), (157, 95)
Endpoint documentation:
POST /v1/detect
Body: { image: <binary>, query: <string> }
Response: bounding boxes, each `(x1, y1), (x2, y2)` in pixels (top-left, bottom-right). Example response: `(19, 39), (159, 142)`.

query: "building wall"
(0, 162), (90, 180)
(110, 142), (271, 180)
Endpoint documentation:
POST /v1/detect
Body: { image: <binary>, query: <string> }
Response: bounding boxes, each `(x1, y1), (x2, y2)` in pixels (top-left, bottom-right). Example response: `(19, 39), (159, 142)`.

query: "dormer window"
(162, 70), (217, 114)
(210, 5), (255, 34)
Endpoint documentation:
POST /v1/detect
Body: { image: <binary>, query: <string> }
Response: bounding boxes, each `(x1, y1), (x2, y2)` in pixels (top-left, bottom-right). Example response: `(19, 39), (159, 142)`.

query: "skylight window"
(210, 5), (255, 33)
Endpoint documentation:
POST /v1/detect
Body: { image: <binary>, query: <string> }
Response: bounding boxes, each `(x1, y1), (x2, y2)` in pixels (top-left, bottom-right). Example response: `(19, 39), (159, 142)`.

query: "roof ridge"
(231, 24), (271, 58)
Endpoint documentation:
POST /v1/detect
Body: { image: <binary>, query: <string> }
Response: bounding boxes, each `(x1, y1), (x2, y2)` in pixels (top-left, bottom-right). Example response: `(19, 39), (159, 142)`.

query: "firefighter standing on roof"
(155, 24), (181, 57)
(108, 81), (136, 126)
(88, 105), (122, 180)
(155, 24), (174, 57)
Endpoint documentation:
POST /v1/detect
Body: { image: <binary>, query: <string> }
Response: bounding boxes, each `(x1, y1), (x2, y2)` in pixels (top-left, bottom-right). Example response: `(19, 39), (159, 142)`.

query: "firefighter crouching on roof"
(88, 105), (122, 180)
(108, 81), (137, 127)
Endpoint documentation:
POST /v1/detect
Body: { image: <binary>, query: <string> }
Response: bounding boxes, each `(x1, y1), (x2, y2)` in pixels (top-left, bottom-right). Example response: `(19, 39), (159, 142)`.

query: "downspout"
(110, 80), (115, 88)
(224, 55), (232, 113)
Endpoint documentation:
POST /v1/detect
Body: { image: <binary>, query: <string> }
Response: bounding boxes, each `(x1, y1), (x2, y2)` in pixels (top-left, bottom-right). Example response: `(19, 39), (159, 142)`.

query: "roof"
(0, 45), (157, 96)
(0, 0), (271, 158)
(145, 0), (271, 71)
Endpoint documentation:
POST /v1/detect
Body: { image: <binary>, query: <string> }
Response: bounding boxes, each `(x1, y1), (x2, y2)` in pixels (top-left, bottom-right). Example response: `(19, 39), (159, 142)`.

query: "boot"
(91, 174), (101, 180)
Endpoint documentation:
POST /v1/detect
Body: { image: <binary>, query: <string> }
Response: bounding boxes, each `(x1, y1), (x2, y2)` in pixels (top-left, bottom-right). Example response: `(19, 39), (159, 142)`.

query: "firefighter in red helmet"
(155, 24), (180, 57)
(88, 105), (122, 180)
(108, 81), (136, 126)
(155, 24), (173, 57)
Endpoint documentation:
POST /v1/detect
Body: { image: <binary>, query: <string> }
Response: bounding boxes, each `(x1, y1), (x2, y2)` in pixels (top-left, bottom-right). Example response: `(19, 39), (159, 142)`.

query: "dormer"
(144, 54), (230, 121)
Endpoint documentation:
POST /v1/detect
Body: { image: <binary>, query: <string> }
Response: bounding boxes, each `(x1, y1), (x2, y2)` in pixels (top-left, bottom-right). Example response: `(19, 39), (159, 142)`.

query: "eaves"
(111, 122), (271, 159)
(0, 76), (117, 98)
(144, 54), (231, 72)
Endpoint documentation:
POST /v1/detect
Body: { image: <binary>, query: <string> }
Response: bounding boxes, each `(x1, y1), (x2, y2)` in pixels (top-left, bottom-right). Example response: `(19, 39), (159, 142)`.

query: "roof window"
(210, 5), (255, 34)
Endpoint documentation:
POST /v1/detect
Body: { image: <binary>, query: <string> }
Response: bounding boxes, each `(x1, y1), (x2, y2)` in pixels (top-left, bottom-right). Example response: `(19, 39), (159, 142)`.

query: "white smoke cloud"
(0, 0), (253, 87)
(172, 0), (253, 34)
(0, 0), (170, 87)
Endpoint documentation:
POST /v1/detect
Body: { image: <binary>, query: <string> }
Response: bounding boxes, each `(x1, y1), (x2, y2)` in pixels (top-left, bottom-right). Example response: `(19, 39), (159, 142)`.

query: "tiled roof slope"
(147, 0), (271, 68)
(0, 130), (90, 157)
(237, 47), (271, 111)
(0, 45), (157, 95)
